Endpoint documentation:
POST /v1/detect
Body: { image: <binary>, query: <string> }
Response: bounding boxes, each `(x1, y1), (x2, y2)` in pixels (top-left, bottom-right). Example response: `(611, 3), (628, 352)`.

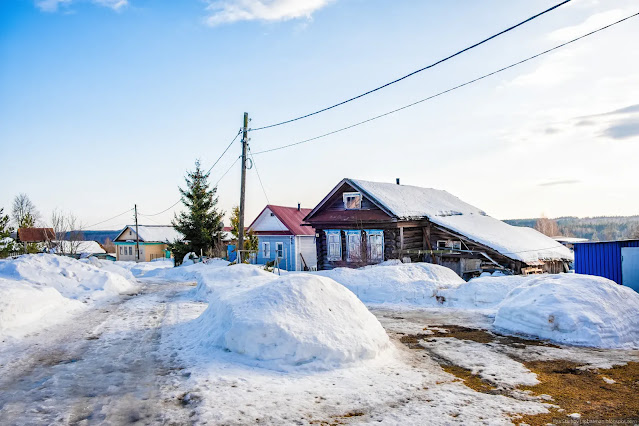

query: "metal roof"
(250, 205), (315, 236)
(17, 228), (55, 243)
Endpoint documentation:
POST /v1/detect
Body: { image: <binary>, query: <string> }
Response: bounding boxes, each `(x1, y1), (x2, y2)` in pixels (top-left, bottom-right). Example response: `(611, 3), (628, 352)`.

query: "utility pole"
(134, 204), (140, 262)
(237, 112), (249, 263)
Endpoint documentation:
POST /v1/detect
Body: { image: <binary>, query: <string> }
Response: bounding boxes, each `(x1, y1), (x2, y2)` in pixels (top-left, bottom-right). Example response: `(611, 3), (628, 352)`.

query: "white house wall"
(251, 208), (289, 232)
(297, 235), (318, 271)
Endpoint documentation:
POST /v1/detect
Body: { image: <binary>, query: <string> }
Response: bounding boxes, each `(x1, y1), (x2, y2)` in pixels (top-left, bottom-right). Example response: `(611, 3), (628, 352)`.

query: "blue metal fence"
(574, 240), (639, 284)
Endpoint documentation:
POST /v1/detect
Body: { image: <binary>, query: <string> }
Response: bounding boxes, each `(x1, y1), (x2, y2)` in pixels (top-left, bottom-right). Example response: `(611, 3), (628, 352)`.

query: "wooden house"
(248, 204), (317, 271)
(113, 225), (181, 262)
(304, 179), (573, 278)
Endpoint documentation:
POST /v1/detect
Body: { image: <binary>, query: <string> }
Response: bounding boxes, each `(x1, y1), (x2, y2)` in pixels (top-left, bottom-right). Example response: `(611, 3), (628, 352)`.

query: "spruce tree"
(0, 208), (17, 258)
(170, 160), (224, 265)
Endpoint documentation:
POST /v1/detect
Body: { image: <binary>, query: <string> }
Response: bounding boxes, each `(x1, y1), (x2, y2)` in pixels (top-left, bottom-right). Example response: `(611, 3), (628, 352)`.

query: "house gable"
(250, 207), (292, 235)
(304, 180), (393, 226)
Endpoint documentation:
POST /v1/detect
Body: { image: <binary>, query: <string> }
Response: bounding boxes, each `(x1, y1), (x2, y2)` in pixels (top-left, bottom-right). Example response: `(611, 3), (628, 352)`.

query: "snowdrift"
(185, 266), (390, 370)
(493, 274), (639, 349)
(316, 263), (465, 305)
(437, 275), (527, 309)
(0, 254), (138, 338)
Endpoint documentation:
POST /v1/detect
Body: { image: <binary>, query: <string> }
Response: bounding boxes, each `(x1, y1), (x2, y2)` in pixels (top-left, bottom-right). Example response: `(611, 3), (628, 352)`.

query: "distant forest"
(505, 216), (639, 241)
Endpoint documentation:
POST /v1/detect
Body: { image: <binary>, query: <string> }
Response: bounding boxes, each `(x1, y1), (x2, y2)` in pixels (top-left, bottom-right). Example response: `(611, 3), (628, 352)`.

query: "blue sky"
(1, 0), (638, 230)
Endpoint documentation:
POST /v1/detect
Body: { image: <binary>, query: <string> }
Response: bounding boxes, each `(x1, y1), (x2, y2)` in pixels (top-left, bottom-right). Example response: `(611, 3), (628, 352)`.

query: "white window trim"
(275, 242), (284, 258)
(262, 242), (270, 258)
(326, 230), (342, 261)
(342, 192), (362, 210)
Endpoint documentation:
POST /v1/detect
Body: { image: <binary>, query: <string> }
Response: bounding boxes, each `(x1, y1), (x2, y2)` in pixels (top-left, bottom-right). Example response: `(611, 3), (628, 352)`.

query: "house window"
(367, 230), (384, 262)
(343, 192), (362, 210)
(262, 242), (270, 258)
(275, 242), (283, 258)
(119, 247), (123, 255)
(326, 230), (342, 261)
(128, 246), (133, 255)
(346, 230), (362, 262)
(437, 240), (461, 253)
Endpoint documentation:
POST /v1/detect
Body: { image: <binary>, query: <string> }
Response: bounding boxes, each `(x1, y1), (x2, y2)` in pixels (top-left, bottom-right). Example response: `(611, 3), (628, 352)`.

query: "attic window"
(437, 240), (462, 253)
(343, 192), (362, 210)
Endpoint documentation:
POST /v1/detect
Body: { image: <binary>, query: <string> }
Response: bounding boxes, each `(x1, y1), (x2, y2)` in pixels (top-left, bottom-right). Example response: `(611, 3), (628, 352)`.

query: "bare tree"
(534, 215), (559, 237)
(50, 209), (84, 255)
(12, 193), (40, 227)
(628, 223), (639, 239)
(102, 237), (116, 253)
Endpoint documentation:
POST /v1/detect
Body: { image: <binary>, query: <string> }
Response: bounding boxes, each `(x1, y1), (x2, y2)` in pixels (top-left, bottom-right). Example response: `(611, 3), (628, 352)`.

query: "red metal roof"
(17, 228), (55, 243)
(250, 205), (315, 236)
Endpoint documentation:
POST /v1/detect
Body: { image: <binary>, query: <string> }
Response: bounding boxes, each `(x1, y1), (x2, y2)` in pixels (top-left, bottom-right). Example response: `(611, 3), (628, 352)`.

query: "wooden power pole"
(237, 112), (249, 262)
(134, 204), (140, 262)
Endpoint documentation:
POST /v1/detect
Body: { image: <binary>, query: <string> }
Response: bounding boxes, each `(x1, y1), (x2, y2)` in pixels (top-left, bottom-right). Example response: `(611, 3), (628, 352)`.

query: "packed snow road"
(0, 280), (194, 425)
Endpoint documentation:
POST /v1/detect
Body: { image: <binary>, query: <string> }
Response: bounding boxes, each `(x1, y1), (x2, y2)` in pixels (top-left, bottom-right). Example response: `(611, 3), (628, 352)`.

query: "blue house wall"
(574, 240), (639, 284)
(255, 235), (296, 271)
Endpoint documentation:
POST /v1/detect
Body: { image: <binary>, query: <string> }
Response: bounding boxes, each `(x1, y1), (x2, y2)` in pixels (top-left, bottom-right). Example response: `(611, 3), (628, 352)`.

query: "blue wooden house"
(248, 204), (317, 271)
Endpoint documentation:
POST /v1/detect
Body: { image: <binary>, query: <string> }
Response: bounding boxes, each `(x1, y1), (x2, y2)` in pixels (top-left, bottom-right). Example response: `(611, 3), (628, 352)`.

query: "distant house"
(113, 225), (181, 262)
(17, 228), (55, 252)
(304, 178), (573, 278)
(248, 205), (317, 271)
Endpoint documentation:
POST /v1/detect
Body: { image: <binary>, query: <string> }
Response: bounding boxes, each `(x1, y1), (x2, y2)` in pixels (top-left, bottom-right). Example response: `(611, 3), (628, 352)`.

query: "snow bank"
(142, 258), (230, 283)
(115, 259), (174, 278)
(316, 263), (465, 305)
(184, 266), (390, 370)
(82, 256), (136, 281)
(438, 275), (527, 309)
(493, 274), (639, 349)
(0, 254), (138, 338)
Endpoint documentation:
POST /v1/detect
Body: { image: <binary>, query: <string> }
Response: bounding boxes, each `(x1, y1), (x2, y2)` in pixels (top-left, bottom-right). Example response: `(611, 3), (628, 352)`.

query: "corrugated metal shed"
(574, 239), (639, 284)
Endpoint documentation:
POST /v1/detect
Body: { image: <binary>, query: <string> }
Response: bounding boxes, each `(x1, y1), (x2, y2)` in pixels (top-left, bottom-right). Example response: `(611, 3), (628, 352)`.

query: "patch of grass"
(426, 325), (496, 344)
(440, 365), (496, 394)
(517, 360), (639, 425)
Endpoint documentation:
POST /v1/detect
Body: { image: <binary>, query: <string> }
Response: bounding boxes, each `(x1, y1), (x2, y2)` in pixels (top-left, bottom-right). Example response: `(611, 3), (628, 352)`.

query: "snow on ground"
(160, 283), (550, 425)
(183, 271), (390, 370)
(420, 337), (539, 388)
(115, 258), (174, 278)
(0, 254), (138, 338)
(315, 262), (465, 305)
(493, 274), (639, 349)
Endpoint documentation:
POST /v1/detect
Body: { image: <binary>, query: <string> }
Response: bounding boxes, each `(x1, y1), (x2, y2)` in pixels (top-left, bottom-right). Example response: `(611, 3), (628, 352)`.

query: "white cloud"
(205, 0), (335, 26)
(35, 0), (128, 12)
(548, 8), (630, 42)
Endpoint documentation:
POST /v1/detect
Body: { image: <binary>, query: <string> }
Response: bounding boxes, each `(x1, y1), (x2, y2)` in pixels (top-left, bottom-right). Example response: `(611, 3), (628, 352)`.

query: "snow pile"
(0, 254), (138, 338)
(316, 263), (465, 305)
(143, 258), (230, 282)
(185, 266), (390, 370)
(115, 259), (174, 278)
(82, 256), (136, 281)
(493, 274), (639, 349)
(438, 275), (527, 309)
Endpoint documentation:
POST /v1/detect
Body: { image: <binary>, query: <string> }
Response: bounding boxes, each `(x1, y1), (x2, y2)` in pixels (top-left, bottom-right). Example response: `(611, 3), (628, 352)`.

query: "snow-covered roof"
(553, 236), (589, 244)
(55, 240), (106, 254)
(115, 225), (182, 243)
(347, 179), (573, 264)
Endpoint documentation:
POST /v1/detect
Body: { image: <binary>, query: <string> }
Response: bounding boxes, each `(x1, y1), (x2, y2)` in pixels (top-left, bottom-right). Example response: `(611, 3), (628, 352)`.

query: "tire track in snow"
(0, 281), (194, 425)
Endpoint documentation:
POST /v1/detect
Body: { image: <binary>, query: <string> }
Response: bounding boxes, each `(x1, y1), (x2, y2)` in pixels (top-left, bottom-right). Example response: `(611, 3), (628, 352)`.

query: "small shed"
(17, 228), (55, 243)
(574, 239), (639, 292)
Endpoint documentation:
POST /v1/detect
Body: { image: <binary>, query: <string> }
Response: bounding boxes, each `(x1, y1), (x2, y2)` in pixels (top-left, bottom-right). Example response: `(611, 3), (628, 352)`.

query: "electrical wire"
(140, 129), (243, 217)
(205, 129), (242, 175)
(214, 155), (241, 187)
(248, 147), (270, 204)
(250, 0), (572, 132)
(84, 208), (134, 229)
(251, 11), (639, 156)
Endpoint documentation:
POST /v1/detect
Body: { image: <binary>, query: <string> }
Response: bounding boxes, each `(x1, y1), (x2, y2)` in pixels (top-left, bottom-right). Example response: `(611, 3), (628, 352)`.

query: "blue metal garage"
(573, 239), (639, 292)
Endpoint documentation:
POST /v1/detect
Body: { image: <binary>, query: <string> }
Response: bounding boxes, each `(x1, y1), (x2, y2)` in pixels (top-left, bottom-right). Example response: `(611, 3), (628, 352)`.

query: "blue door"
(621, 247), (639, 292)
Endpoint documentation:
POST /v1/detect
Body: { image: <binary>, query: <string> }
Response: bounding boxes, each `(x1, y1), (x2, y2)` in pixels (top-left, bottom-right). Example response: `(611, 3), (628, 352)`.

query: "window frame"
(326, 230), (342, 261)
(275, 242), (284, 258)
(342, 192), (362, 210)
(367, 230), (384, 262)
(346, 230), (362, 262)
(262, 242), (270, 259)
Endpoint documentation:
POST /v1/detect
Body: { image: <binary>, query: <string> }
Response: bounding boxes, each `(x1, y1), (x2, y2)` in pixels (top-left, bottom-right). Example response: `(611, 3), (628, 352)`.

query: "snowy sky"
(1, 0), (638, 229)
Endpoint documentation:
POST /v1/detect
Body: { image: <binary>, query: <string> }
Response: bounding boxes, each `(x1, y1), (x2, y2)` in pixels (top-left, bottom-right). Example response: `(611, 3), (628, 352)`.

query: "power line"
(214, 155), (241, 187)
(250, 0), (573, 132)
(248, 146), (270, 204)
(252, 11), (639, 156)
(205, 129), (242, 175)
(84, 208), (133, 229)
(140, 129), (243, 217)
